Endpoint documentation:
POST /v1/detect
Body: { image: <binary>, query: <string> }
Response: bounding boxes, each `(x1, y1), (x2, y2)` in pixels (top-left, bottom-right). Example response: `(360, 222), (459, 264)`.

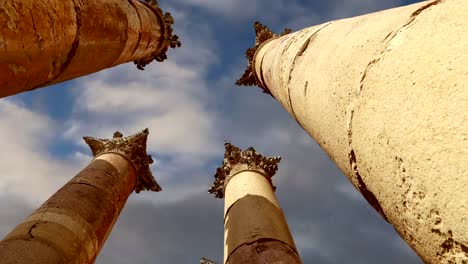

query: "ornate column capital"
(235, 21), (291, 95)
(208, 141), (281, 198)
(134, 0), (181, 70)
(83, 128), (161, 193)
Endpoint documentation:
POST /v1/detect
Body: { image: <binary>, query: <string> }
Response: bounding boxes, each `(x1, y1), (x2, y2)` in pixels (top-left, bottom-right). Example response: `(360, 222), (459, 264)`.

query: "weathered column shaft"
(237, 0), (468, 263)
(0, 154), (134, 263)
(0, 129), (160, 263)
(0, 0), (180, 98)
(210, 142), (301, 264)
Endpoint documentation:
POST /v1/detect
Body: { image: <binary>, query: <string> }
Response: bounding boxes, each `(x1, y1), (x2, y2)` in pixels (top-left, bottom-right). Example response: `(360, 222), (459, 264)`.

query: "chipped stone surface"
(245, 0), (468, 262)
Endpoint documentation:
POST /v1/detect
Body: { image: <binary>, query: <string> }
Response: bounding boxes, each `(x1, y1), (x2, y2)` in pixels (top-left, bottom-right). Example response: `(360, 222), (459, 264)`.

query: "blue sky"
(0, 0), (426, 263)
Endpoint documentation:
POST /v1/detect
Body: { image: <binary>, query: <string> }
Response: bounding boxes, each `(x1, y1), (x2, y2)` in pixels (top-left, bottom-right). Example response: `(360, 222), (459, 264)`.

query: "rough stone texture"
(246, 0), (468, 263)
(0, 0), (179, 98)
(0, 153), (137, 263)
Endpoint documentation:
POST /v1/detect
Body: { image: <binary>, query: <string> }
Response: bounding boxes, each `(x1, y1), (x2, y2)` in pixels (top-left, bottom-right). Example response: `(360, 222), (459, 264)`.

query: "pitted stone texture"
(83, 128), (161, 193)
(248, 0), (468, 262)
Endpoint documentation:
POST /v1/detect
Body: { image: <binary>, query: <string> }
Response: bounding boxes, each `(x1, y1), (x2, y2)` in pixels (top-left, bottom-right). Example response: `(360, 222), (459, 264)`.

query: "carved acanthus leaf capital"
(209, 141), (281, 199)
(134, 0), (181, 70)
(83, 128), (161, 193)
(236, 21), (292, 95)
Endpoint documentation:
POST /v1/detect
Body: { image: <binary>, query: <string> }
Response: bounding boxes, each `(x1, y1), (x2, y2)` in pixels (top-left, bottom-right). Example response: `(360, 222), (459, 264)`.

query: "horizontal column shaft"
(0, 0), (177, 98)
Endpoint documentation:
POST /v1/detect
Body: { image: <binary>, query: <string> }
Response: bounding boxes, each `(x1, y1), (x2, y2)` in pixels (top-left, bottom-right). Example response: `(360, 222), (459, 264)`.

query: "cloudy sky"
(0, 0), (426, 263)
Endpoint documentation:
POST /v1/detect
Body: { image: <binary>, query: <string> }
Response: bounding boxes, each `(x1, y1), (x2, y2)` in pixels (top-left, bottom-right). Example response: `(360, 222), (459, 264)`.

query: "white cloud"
(63, 8), (223, 157)
(64, 62), (222, 156)
(55, 11), (225, 205)
(0, 99), (84, 205)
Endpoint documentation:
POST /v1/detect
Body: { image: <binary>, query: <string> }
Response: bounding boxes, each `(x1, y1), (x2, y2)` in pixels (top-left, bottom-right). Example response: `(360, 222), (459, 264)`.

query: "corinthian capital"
(83, 128), (161, 193)
(209, 141), (281, 198)
(236, 21), (292, 95)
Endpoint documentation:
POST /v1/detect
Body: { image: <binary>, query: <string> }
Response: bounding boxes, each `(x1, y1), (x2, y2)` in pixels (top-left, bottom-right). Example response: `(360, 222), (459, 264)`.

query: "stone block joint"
(83, 128), (161, 193)
(208, 141), (281, 198)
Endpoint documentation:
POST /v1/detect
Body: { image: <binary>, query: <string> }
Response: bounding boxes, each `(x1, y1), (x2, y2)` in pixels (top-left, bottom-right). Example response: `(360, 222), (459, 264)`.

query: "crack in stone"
(287, 22), (333, 86)
(37, 1), (82, 88)
(30, 10), (44, 51)
(356, 0), (445, 93)
(26, 209), (50, 240)
(411, 0), (445, 18)
(296, 35), (311, 57)
(75, 181), (99, 190)
(27, 223), (38, 240)
(287, 82), (306, 131)
(226, 238), (299, 263)
(345, 0), (445, 223)
(377, 0), (445, 59)
(349, 150), (388, 221)
(303, 81), (308, 97)
(285, 22), (333, 131)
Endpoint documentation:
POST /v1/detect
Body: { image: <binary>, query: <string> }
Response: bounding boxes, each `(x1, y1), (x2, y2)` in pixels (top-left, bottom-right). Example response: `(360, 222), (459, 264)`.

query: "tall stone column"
(236, 0), (468, 263)
(0, 128), (160, 264)
(0, 0), (180, 98)
(209, 142), (301, 264)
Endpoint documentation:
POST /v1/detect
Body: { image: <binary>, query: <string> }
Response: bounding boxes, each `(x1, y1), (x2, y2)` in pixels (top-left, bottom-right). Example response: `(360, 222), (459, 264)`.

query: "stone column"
(0, 128), (160, 264)
(0, 0), (180, 98)
(209, 142), (301, 264)
(236, 0), (468, 263)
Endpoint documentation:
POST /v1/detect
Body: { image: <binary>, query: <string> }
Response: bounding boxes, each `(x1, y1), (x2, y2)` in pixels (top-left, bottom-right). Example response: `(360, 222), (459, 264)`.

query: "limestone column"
(209, 141), (301, 264)
(236, 0), (468, 263)
(0, 0), (180, 98)
(0, 128), (160, 263)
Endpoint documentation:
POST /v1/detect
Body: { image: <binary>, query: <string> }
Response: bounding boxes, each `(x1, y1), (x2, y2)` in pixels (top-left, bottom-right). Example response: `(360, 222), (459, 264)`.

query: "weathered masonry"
(0, 0), (180, 98)
(0, 129), (160, 263)
(237, 0), (468, 263)
(209, 142), (302, 264)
